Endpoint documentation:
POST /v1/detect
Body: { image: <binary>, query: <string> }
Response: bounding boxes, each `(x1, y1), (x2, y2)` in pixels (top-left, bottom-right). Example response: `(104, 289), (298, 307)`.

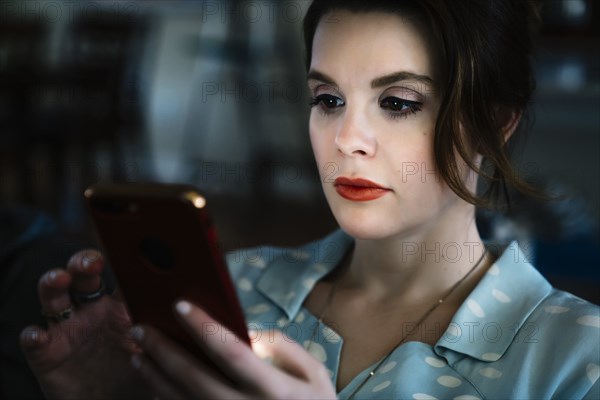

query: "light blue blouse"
(225, 230), (600, 399)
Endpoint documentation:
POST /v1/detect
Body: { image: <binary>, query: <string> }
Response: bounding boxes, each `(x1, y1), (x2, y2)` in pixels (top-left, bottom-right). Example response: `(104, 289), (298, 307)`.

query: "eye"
(309, 94), (345, 115)
(380, 96), (423, 119)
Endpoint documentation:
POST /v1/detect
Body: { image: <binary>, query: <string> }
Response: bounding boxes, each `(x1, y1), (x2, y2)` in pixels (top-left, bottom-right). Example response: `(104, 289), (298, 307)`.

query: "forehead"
(310, 10), (433, 85)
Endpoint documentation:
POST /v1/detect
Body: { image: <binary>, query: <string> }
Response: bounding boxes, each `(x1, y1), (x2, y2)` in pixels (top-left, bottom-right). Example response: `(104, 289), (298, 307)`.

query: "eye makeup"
(308, 85), (426, 120)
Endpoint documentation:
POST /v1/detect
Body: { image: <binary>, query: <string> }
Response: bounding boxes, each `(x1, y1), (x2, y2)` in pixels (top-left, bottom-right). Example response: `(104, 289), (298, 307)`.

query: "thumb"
(251, 329), (323, 381)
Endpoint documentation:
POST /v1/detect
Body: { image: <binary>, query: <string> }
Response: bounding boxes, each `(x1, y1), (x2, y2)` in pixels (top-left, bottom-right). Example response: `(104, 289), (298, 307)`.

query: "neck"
(338, 202), (490, 305)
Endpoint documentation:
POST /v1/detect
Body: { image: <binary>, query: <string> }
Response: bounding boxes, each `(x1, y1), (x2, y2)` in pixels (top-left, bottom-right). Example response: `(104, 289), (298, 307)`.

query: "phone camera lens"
(139, 238), (175, 270)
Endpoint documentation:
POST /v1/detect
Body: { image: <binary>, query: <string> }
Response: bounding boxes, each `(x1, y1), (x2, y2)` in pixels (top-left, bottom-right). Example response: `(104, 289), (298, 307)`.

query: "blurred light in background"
(564, 0), (586, 21)
(557, 60), (585, 90)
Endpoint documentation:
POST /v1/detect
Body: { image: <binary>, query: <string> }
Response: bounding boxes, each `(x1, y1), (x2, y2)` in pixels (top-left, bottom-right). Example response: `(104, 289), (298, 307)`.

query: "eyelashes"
(309, 94), (423, 120)
(308, 94), (344, 114)
(379, 96), (423, 119)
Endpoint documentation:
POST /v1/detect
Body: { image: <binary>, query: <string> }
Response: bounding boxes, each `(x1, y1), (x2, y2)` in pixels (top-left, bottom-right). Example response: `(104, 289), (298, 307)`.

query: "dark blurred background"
(0, 0), (598, 301)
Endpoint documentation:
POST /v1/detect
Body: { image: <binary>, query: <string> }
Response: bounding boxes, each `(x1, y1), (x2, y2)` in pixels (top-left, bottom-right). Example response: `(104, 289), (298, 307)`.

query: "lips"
(333, 177), (391, 201)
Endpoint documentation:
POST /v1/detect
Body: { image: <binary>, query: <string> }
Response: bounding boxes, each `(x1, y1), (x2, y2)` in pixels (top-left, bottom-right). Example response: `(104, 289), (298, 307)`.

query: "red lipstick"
(334, 177), (391, 201)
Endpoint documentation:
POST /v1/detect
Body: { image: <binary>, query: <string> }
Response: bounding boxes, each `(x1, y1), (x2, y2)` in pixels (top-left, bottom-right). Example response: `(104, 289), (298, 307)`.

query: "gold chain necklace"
(305, 248), (488, 399)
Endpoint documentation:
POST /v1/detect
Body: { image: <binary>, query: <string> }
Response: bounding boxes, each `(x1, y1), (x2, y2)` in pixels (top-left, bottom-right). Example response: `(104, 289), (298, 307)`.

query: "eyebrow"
(371, 71), (434, 89)
(307, 69), (434, 89)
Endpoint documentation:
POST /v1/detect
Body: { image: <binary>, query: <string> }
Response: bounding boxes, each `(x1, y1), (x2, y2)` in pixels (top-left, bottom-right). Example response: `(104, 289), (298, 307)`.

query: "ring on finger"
(41, 305), (73, 323)
(71, 277), (107, 304)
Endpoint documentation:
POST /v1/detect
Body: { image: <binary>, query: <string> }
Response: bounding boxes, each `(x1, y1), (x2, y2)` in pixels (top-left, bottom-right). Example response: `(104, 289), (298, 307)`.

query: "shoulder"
(446, 290), (599, 399)
(522, 289), (599, 398)
(496, 241), (599, 374)
(437, 240), (599, 398)
(531, 288), (599, 364)
(532, 287), (599, 334)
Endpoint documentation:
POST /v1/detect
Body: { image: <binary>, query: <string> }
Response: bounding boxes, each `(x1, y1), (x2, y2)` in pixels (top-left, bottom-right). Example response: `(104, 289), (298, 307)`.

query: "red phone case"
(85, 183), (250, 364)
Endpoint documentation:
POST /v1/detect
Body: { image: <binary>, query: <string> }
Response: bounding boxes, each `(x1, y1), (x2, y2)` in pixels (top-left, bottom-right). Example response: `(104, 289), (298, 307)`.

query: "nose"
(334, 111), (377, 158)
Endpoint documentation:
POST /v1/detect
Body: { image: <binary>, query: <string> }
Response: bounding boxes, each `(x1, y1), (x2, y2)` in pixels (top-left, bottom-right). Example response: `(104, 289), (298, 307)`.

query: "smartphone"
(84, 183), (250, 363)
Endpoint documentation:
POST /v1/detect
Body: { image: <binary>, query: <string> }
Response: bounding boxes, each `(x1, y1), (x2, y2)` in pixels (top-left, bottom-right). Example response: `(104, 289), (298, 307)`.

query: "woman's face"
(308, 11), (469, 240)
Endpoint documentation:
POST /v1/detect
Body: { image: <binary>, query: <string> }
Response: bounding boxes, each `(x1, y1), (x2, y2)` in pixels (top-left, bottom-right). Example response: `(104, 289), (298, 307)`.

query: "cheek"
(309, 121), (333, 169)
(386, 132), (452, 203)
(308, 124), (321, 160)
(385, 132), (434, 179)
(309, 131), (327, 184)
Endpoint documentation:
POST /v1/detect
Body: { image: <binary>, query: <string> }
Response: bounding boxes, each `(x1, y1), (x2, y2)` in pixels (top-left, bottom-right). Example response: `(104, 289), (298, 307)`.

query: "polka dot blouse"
(225, 230), (600, 399)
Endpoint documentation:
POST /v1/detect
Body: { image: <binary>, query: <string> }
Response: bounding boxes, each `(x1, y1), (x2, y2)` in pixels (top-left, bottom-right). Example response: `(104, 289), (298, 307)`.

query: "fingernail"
(82, 257), (92, 269)
(30, 330), (38, 341)
(175, 300), (192, 315)
(46, 270), (58, 283)
(130, 326), (144, 342)
(130, 354), (142, 369)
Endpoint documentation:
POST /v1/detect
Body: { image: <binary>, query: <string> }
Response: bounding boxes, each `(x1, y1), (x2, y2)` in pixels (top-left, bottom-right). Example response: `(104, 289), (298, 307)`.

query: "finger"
(131, 325), (240, 399)
(173, 300), (286, 393)
(38, 269), (73, 318)
(130, 354), (189, 400)
(66, 249), (104, 294)
(20, 325), (56, 370)
(20, 325), (49, 352)
(253, 330), (329, 382)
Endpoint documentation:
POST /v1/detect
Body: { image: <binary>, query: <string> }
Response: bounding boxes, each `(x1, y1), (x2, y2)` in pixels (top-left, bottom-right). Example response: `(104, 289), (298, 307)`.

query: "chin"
(339, 224), (394, 241)
(323, 187), (425, 241)
(330, 204), (403, 241)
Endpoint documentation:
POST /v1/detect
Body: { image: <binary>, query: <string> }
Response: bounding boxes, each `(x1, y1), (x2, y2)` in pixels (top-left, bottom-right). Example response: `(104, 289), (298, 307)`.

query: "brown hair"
(303, 0), (548, 210)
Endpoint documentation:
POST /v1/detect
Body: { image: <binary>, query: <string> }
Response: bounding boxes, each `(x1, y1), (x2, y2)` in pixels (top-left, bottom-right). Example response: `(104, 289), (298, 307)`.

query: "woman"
(21, 1), (599, 398)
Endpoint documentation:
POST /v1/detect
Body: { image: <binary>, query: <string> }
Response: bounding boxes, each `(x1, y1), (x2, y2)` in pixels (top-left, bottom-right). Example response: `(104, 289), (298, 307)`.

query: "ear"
(499, 108), (522, 144)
